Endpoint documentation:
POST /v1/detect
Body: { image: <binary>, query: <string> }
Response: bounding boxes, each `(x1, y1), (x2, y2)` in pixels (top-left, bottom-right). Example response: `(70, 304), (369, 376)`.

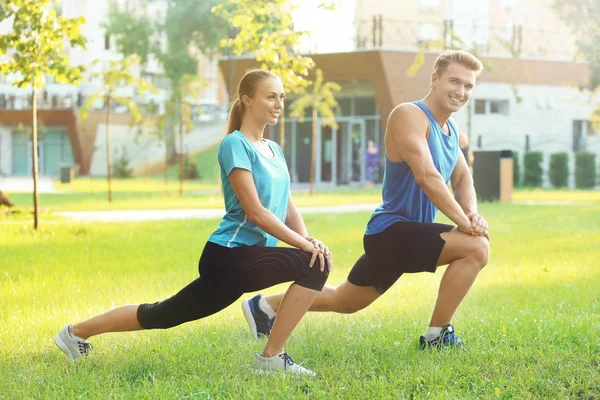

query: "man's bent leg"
(429, 229), (490, 327)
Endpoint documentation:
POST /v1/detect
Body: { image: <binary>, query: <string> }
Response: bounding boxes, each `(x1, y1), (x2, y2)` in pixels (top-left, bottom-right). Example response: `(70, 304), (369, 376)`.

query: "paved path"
(59, 204), (381, 222)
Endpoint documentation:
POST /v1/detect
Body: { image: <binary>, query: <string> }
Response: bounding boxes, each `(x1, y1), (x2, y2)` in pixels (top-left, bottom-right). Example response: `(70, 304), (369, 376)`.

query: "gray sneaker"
(254, 352), (316, 377)
(54, 325), (93, 362)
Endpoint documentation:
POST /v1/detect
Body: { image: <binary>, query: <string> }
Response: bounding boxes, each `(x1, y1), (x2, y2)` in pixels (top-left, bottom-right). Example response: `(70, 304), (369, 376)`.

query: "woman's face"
(243, 76), (285, 126)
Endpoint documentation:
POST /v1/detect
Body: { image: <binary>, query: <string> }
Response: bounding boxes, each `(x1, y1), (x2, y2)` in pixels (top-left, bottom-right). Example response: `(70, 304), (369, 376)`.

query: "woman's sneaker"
(54, 325), (93, 362)
(242, 294), (275, 339)
(254, 352), (316, 377)
(419, 324), (464, 349)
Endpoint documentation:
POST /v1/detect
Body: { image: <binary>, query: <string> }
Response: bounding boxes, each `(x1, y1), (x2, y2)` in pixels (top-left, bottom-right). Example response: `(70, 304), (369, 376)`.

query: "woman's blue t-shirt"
(208, 130), (290, 248)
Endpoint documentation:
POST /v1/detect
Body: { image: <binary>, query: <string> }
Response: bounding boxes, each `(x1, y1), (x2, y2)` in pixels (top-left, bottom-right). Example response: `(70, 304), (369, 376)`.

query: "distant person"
(54, 69), (332, 377)
(365, 139), (380, 188)
(459, 132), (473, 171)
(241, 50), (490, 349)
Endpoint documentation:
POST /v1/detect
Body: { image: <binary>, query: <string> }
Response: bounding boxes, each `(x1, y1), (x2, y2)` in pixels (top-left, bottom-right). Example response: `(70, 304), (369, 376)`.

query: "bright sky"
(291, 0), (355, 54)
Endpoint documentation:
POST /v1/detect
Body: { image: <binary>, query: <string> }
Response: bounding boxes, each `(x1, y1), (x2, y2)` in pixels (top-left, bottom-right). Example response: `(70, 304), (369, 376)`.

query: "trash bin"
(472, 150), (513, 202)
(60, 166), (74, 184)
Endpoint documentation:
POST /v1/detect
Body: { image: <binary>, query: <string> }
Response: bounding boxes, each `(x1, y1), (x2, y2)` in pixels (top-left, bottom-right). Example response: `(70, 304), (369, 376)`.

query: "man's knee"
(472, 236), (490, 269)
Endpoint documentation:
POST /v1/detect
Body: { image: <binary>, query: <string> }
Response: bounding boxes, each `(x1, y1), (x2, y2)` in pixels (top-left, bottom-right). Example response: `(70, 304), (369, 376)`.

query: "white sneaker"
(254, 352), (316, 377)
(54, 325), (93, 362)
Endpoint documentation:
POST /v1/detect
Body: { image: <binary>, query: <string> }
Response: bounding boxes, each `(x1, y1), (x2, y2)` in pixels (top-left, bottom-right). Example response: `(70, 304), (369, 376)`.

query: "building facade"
(0, 0), (224, 178)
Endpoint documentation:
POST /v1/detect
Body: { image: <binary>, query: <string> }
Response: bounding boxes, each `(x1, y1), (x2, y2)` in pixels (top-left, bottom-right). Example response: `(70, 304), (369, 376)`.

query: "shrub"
(575, 152), (597, 189)
(549, 152), (569, 188)
(113, 146), (133, 178)
(523, 151), (543, 187)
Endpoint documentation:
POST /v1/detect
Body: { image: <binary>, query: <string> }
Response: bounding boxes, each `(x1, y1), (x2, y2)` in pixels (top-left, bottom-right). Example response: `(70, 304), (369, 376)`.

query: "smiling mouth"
(449, 97), (463, 104)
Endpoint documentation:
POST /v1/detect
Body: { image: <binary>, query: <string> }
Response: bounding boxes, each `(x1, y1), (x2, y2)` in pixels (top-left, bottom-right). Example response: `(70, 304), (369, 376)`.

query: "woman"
(54, 69), (333, 377)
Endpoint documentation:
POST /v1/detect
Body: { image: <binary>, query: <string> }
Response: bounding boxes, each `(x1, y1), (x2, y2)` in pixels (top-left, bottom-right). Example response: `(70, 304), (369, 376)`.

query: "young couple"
(55, 50), (490, 377)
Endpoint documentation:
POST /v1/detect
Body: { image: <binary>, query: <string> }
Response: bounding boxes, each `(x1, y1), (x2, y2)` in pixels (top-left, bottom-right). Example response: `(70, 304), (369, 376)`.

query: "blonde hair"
(226, 69), (279, 134)
(433, 50), (483, 77)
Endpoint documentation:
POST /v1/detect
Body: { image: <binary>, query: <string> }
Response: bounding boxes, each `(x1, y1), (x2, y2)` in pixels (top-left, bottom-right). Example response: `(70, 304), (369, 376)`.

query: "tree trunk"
(106, 96), (113, 203)
(179, 98), (184, 197)
(309, 108), (318, 195)
(31, 87), (40, 230)
(279, 113), (285, 153)
(0, 191), (15, 207)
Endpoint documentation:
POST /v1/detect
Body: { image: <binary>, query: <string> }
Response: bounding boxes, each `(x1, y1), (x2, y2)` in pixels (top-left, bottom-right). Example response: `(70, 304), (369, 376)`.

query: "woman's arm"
(285, 194), (308, 237)
(228, 168), (314, 248)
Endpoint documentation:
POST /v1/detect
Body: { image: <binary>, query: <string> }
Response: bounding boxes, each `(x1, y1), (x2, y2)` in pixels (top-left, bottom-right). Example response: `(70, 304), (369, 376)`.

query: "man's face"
(431, 62), (477, 113)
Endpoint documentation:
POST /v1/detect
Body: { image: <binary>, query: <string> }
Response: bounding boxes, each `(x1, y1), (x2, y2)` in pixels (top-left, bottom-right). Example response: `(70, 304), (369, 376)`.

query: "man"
(241, 50), (490, 348)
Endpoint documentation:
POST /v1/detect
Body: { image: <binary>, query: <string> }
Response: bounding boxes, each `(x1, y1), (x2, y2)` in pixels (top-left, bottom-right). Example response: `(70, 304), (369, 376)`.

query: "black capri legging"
(137, 241), (329, 329)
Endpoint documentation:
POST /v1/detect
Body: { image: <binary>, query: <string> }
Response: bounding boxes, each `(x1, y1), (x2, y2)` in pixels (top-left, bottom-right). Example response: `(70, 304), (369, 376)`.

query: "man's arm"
(450, 150), (477, 215)
(388, 104), (471, 232)
(451, 146), (489, 238)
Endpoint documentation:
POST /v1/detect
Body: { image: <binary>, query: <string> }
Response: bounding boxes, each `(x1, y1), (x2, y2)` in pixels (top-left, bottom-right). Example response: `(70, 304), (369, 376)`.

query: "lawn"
(1, 202), (599, 398)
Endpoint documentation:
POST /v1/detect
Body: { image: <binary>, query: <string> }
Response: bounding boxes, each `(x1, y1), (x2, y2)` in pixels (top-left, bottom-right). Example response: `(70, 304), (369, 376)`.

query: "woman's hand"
(304, 236), (334, 272)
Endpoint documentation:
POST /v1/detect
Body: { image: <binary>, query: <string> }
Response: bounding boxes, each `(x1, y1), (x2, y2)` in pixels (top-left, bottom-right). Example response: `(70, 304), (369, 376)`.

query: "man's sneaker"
(54, 325), (93, 362)
(254, 352), (316, 377)
(419, 324), (464, 349)
(242, 294), (275, 339)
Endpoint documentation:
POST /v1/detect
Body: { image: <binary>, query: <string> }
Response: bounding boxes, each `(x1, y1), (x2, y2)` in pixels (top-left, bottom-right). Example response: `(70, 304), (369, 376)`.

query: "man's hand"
(468, 213), (489, 239)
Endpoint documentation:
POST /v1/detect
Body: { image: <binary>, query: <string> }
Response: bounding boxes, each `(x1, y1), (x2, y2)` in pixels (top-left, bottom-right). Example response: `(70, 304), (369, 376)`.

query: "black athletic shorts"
(347, 221), (454, 294)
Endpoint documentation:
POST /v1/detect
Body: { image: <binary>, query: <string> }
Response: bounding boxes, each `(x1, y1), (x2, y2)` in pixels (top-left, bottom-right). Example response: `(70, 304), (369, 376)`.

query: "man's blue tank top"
(365, 101), (460, 234)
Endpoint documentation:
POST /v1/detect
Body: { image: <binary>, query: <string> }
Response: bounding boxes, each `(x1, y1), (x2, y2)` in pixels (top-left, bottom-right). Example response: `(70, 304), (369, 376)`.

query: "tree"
(552, 0), (600, 130)
(158, 74), (207, 196)
(103, 0), (228, 162)
(79, 55), (156, 203)
(212, 0), (316, 152)
(102, 0), (157, 65)
(0, 0), (86, 230)
(289, 69), (340, 194)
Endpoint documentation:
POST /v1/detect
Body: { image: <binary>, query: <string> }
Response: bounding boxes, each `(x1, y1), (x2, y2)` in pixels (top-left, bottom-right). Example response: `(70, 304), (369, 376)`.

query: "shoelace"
(78, 341), (93, 355)
(278, 352), (296, 369)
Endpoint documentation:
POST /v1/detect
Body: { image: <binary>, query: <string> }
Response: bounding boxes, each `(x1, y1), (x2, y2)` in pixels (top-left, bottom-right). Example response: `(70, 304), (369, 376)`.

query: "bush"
(549, 152), (569, 188)
(523, 151), (543, 187)
(512, 152), (520, 187)
(113, 146), (133, 178)
(183, 154), (200, 180)
(575, 152), (597, 189)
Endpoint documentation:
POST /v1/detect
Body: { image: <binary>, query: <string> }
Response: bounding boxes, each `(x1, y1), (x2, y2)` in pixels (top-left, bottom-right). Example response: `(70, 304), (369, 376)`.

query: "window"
(489, 100), (509, 115)
(573, 120), (586, 152)
(418, 23), (439, 43)
(573, 119), (599, 152)
(474, 99), (509, 115)
(420, 0), (438, 12)
(499, 0), (517, 8)
(474, 99), (486, 114)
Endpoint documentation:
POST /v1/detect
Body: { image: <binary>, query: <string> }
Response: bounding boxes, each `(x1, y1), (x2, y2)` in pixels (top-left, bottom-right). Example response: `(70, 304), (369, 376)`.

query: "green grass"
(6, 186), (600, 213)
(1, 203), (599, 398)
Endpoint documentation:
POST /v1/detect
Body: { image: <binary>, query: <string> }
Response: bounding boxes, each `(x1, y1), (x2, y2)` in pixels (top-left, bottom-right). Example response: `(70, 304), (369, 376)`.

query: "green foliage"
(159, 0), (228, 87)
(575, 151), (597, 188)
(512, 151), (521, 187)
(523, 151), (544, 187)
(102, 0), (157, 64)
(79, 54), (157, 124)
(549, 152), (570, 188)
(289, 69), (341, 129)
(552, 0), (600, 124)
(183, 154), (200, 180)
(212, 0), (314, 94)
(0, 0), (87, 89)
(112, 146), (133, 179)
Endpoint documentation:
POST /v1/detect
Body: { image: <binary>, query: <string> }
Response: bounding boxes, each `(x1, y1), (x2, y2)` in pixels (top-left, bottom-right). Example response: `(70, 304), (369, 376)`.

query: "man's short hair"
(433, 50), (483, 77)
